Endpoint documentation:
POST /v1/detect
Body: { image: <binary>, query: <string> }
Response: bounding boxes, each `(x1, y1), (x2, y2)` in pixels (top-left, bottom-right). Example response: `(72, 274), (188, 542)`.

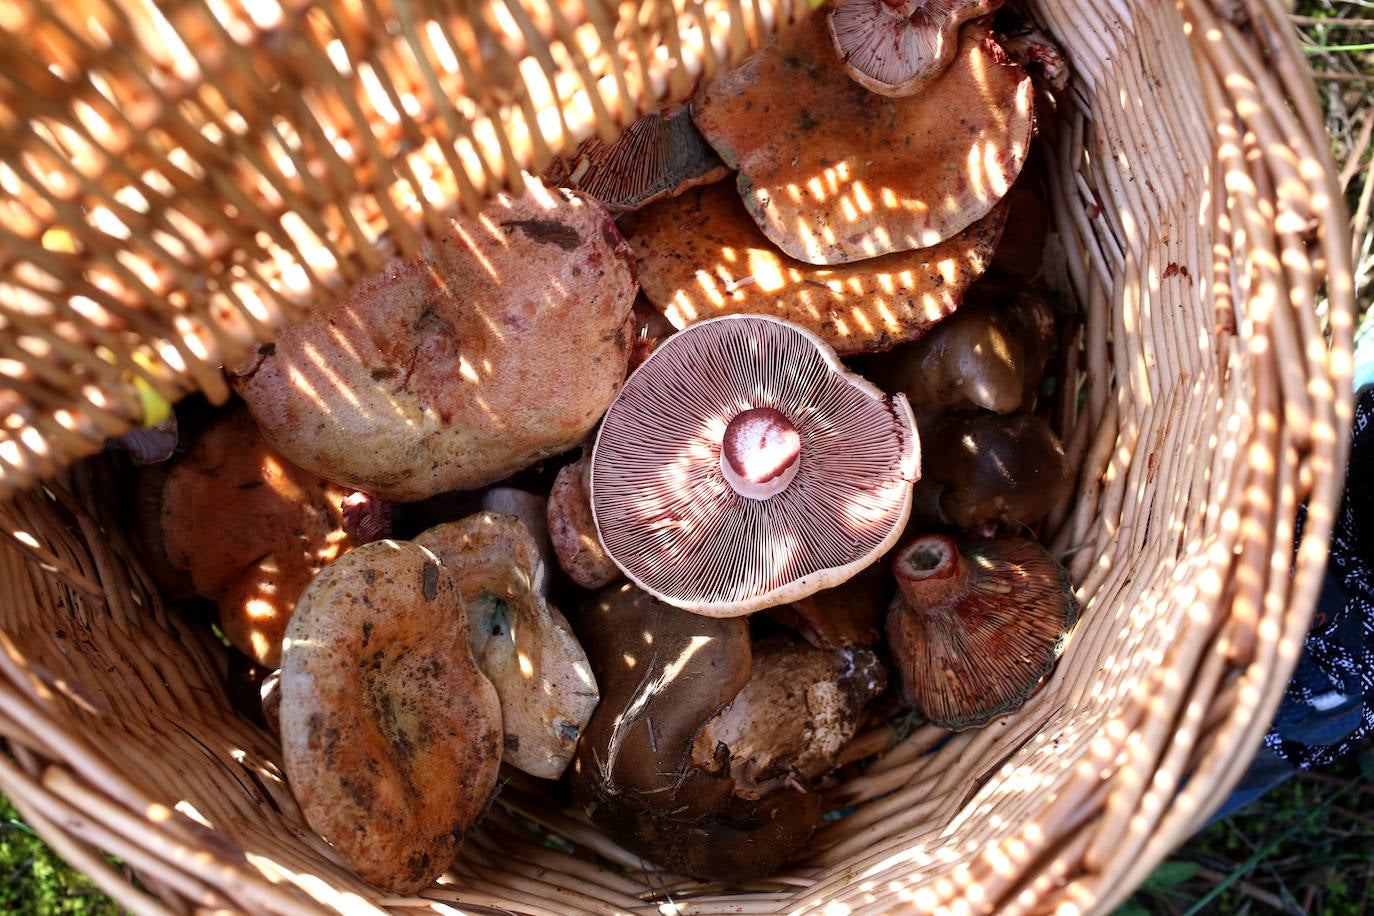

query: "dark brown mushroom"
(861, 289), (1056, 415)
(914, 408), (1071, 530)
(886, 532), (1078, 729)
(590, 314), (919, 616)
(766, 561), (892, 649)
(826, 0), (1002, 97)
(569, 582), (764, 875)
(571, 583), (881, 881)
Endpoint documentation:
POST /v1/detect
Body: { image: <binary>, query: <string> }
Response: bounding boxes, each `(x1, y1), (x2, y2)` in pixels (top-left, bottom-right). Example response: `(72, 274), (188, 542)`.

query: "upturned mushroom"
(826, 0), (1002, 97)
(590, 313), (920, 616)
(861, 289), (1056, 414)
(542, 103), (731, 212)
(886, 532), (1078, 729)
(621, 179), (1009, 356)
(415, 512), (599, 780)
(279, 539), (503, 893)
(690, 10), (1034, 264)
(229, 175), (638, 502)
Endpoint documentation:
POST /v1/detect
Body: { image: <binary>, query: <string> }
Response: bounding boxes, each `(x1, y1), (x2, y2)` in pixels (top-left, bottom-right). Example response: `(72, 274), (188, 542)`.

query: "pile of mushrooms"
(122, 0), (1086, 895)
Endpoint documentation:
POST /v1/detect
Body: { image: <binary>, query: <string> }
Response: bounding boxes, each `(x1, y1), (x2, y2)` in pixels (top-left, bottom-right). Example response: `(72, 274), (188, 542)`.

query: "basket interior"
(0, 0), (1356, 913)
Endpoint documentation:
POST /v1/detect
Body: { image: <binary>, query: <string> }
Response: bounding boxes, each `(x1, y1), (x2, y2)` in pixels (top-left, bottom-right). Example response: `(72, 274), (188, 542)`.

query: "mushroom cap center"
(720, 407), (801, 500)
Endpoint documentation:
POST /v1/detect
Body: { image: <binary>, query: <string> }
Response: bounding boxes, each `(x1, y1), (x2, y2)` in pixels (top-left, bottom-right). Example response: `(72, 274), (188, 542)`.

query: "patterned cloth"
(1211, 381), (1374, 821)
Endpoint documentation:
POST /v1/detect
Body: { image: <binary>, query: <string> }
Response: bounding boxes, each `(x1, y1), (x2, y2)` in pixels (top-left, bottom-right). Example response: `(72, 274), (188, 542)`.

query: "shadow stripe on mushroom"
(590, 314), (920, 616)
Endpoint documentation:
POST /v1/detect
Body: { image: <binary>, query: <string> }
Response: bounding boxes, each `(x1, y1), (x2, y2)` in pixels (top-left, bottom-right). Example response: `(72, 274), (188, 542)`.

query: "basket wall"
(0, 0), (1356, 914)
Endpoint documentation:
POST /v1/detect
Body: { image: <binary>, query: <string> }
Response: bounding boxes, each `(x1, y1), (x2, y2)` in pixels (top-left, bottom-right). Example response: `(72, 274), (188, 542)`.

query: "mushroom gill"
(590, 314), (920, 616)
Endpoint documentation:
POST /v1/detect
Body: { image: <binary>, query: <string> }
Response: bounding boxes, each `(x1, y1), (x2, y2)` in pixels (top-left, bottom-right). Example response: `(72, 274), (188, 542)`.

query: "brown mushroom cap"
(415, 512), (599, 780)
(690, 12), (1034, 265)
(542, 103), (731, 212)
(861, 289), (1056, 414)
(228, 176), (638, 502)
(620, 179), (1008, 356)
(547, 449), (622, 590)
(590, 314), (920, 616)
(767, 561), (892, 649)
(886, 532), (1078, 730)
(570, 582), (819, 882)
(827, 0), (1002, 97)
(571, 582), (752, 821)
(279, 539), (503, 894)
(158, 405), (360, 668)
(916, 408), (1071, 529)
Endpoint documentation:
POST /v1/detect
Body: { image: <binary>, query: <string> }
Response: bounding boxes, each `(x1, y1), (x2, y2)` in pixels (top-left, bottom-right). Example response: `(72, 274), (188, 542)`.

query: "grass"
(0, 795), (124, 916)
(1, 3), (1372, 914)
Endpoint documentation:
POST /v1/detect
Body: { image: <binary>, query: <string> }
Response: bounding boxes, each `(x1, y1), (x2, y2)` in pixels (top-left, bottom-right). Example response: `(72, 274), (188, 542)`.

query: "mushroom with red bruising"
(827, 0), (1003, 97)
(590, 314), (920, 617)
(279, 539), (503, 894)
(547, 450), (622, 591)
(886, 532), (1078, 730)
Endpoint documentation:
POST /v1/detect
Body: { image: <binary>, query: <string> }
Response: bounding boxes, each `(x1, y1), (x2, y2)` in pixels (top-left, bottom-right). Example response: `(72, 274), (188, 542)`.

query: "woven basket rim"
(0, 0), (1358, 913)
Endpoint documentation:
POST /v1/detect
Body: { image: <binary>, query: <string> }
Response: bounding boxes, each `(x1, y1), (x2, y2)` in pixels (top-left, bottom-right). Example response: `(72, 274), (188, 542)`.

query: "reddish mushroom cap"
(590, 314), (920, 616)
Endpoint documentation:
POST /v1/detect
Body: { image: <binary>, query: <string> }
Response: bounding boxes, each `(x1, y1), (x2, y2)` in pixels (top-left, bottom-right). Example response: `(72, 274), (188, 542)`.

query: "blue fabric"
(1213, 376), (1374, 822)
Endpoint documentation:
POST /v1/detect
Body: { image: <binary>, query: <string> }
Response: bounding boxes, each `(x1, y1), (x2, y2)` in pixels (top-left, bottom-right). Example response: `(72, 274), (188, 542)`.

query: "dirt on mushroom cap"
(279, 539), (503, 894)
(691, 11), (1034, 265)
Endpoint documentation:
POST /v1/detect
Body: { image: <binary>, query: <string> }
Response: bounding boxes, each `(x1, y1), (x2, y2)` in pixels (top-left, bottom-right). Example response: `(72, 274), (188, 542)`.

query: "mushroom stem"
(893, 534), (969, 610)
(719, 406), (802, 500)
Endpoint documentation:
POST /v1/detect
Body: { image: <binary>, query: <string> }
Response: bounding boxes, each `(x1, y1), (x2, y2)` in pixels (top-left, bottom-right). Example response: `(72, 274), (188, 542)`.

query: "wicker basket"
(0, 0), (1357, 912)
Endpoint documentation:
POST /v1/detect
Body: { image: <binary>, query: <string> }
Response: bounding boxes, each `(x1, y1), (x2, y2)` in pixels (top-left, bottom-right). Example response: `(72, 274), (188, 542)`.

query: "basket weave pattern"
(0, 0), (804, 499)
(0, 0), (1357, 913)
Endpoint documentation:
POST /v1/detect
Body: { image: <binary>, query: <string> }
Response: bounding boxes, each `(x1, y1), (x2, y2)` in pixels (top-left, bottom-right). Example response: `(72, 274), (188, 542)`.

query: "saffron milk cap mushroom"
(415, 512), (599, 780)
(279, 539), (503, 893)
(691, 11), (1034, 265)
(886, 532), (1078, 730)
(621, 180), (1009, 356)
(590, 314), (920, 616)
